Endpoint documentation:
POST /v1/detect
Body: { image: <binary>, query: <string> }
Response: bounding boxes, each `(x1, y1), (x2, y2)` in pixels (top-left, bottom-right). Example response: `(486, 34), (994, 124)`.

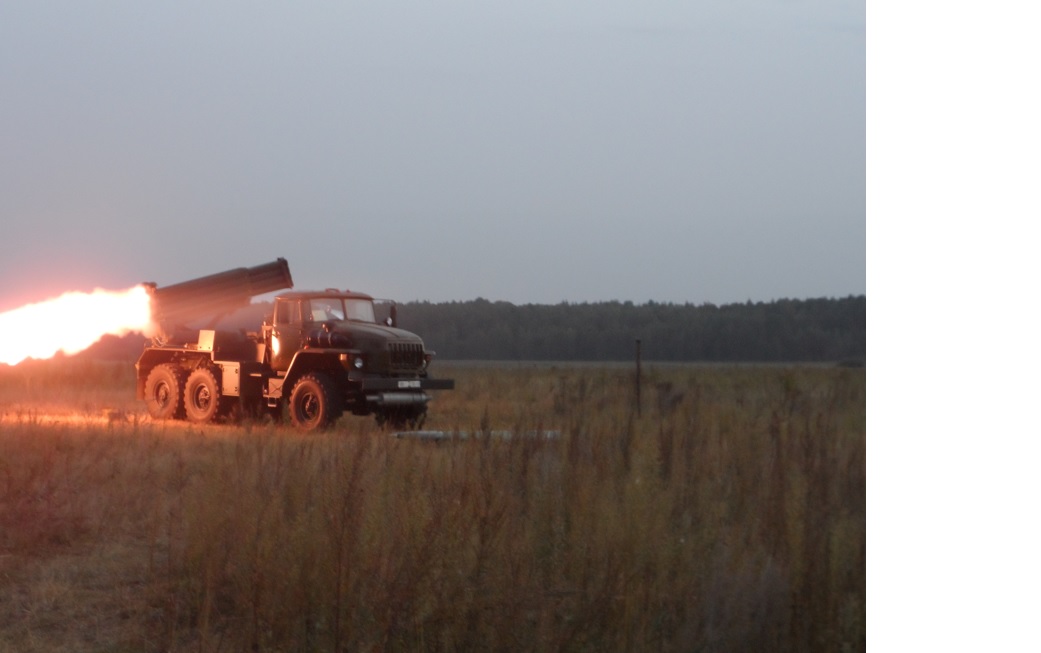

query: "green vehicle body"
(135, 259), (453, 430)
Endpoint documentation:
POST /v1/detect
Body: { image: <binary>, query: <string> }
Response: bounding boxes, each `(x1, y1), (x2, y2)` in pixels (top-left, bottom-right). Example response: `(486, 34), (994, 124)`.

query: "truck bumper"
(360, 377), (454, 407)
(360, 378), (455, 392)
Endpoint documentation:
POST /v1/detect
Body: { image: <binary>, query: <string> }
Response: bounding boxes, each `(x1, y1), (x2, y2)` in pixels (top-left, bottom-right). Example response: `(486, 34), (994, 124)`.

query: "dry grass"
(0, 360), (864, 652)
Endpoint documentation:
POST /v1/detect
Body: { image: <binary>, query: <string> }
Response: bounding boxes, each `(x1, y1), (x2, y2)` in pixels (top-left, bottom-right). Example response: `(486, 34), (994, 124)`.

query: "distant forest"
(397, 296), (865, 363)
(83, 295), (865, 364)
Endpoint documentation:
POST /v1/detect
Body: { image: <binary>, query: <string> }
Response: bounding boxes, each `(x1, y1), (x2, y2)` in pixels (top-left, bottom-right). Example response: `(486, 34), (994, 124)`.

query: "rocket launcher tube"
(147, 258), (293, 340)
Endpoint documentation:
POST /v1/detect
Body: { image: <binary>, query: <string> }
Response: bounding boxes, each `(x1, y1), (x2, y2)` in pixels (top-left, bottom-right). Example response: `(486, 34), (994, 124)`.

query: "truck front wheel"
(185, 368), (222, 424)
(144, 364), (187, 420)
(289, 373), (343, 431)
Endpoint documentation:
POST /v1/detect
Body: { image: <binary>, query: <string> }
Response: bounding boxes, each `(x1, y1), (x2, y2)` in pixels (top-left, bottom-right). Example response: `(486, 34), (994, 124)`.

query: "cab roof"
(276, 290), (375, 301)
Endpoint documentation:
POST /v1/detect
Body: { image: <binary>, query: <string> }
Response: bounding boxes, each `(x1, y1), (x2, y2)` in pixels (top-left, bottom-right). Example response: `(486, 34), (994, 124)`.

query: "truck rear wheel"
(289, 373), (343, 431)
(144, 364), (186, 420)
(185, 368), (222, 424)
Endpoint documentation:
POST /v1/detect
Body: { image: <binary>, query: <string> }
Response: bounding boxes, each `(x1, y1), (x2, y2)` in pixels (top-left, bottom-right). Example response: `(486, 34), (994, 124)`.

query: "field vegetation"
(0, 359), (864, 652)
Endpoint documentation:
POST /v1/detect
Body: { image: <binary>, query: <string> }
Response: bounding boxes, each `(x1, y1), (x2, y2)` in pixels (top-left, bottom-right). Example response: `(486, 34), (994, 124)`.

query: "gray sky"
(0, 0), (864, 311)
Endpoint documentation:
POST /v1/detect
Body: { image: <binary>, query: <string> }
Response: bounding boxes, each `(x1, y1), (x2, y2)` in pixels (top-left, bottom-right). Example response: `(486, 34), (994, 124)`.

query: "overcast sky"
(0, 0), (864, 310)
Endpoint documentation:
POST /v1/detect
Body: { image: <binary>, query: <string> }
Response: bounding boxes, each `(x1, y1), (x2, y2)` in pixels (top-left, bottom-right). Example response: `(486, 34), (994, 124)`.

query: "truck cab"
(263, 290), (452, 429)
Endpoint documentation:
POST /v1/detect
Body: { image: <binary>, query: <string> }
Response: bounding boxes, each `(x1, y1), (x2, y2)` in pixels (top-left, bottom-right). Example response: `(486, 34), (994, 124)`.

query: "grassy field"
(0, 359), (864, 652)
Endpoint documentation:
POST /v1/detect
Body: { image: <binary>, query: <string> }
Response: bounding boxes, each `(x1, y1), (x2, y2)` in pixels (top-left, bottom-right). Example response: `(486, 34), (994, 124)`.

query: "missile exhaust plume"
(0, 286), (155, 366)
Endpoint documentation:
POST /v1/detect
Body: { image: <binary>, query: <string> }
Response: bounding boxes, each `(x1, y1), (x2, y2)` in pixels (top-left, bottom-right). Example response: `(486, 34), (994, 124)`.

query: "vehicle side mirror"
(386, 304), (398, 327)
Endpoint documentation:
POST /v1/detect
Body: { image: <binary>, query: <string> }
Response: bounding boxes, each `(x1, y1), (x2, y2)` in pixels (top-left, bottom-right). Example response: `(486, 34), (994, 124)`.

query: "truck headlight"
(339, 353), (364, 370)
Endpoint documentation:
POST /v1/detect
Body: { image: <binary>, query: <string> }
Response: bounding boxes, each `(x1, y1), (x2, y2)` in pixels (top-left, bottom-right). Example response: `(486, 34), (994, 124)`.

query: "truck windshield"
(307, 298), (375, 323)
(344, 298), (376, 322)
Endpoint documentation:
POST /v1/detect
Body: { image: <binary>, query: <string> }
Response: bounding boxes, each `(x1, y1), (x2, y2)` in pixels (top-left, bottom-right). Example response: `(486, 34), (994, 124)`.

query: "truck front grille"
(388, 341), (424, 371)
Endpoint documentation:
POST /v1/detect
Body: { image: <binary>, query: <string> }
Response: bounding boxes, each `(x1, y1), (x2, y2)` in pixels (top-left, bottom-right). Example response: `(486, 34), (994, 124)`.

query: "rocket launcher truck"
(136, 258), (453, 430)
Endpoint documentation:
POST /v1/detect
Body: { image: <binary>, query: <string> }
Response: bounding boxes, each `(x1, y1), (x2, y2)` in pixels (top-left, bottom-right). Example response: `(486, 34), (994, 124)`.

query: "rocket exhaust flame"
(0, 286), (155, 366)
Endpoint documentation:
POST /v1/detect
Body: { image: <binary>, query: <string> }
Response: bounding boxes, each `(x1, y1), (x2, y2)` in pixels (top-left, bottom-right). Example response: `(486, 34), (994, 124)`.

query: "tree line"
(78, 295), (865, 364)
(396, 296), (865, 363)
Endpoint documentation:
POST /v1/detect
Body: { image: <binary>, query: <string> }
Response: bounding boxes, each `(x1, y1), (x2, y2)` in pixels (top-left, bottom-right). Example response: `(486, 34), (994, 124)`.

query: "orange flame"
(0, 286), (154, 366)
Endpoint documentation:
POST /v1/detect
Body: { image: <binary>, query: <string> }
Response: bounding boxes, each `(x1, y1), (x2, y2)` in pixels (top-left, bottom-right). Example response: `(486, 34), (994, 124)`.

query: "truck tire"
(144, 364), (186, 420)
(185, 367), (222, 424)
(288, 373), (343, 431)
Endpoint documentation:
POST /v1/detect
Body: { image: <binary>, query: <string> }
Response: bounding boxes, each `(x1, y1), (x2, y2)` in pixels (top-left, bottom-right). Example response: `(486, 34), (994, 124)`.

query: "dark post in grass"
(635, 339), (642, 417)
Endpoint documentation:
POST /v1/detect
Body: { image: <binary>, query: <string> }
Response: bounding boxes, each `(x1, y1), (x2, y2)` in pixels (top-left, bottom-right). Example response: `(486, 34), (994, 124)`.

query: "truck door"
(271, 299), (308, 372)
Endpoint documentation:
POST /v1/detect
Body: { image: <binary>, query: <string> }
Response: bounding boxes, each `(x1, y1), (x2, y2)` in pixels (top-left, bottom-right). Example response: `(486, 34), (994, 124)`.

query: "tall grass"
(0, 362), (864, 652)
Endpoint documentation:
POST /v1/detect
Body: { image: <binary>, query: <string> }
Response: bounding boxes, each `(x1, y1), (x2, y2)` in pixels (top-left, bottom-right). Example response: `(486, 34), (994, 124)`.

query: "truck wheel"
(185, 368), (222, 424)
(144, 364), (186, 420)
(289, 373), (343, 431)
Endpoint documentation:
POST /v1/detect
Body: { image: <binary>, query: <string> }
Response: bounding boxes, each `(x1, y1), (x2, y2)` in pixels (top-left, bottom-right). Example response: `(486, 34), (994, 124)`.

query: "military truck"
(135, 259), (453, 430)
